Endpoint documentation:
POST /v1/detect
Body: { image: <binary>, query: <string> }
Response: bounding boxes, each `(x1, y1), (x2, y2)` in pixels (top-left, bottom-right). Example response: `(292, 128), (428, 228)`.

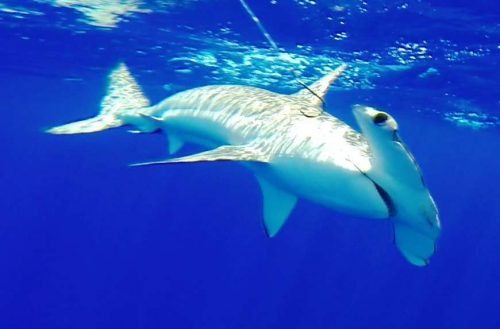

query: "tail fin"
(46, 63), (149, 134)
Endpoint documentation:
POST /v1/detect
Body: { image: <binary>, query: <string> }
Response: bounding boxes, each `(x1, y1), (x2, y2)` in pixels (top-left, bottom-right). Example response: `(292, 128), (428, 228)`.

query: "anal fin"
(135, 113), (185, 154)
(257, 176), (298, 237)
(168, 134), (185, 155)
(131, 144), (270, 166)
(139, 113), (163, 123)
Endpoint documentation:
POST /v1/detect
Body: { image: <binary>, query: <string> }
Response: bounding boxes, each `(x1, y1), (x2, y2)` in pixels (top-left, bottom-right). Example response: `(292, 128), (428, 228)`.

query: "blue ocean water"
(0, 0), (499, 328)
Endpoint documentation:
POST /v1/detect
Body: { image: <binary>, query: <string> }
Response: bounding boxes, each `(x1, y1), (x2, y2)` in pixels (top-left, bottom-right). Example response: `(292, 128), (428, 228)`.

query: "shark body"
(48, 63), (440, 266)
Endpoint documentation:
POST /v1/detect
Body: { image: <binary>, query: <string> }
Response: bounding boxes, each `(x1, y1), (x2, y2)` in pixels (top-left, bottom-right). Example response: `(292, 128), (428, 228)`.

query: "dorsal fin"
(293, 64), (347, 108)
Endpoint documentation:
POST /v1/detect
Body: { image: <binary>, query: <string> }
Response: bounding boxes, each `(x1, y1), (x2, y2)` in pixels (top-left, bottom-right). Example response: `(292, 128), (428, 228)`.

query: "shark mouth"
(372, 181), (397, 218)
(347, 158), (397, 218)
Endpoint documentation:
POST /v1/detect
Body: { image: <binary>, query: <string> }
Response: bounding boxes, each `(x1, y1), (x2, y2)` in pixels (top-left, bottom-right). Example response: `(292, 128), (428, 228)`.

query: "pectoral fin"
(256, 176), (298, 237)
(131, 144), (270, 166)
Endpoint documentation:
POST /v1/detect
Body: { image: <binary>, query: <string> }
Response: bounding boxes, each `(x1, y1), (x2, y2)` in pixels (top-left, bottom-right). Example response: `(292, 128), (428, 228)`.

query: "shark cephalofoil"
(47, 63), (440, 266)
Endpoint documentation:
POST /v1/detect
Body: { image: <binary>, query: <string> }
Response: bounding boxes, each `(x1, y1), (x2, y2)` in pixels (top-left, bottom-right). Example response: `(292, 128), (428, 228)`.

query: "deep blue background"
(0, 1), (499, 328)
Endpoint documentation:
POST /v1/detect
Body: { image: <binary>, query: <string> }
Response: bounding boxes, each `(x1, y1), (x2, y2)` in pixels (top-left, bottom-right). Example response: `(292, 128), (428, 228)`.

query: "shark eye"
(373, 112), (389, 125)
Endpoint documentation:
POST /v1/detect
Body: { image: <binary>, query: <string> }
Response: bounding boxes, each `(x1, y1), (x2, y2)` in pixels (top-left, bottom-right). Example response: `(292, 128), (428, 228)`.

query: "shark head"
(352, 106), (398, 144)
(353, 105), (440, 266)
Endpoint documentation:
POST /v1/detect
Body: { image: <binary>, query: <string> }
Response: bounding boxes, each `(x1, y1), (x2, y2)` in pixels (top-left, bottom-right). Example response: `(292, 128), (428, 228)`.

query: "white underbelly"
(259, 156), (389, 219)
(148, 105), (387, 218)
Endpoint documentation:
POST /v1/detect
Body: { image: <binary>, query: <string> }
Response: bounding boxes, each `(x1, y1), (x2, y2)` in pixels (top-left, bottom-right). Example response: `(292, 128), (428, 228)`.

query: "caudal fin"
(46, 63), (149, 134)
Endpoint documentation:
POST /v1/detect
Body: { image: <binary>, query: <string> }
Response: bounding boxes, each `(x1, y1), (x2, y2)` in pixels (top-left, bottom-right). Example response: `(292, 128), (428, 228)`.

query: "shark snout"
(352, 104), (378, 130)
(352, 104), (366, 118)
(352, 104), (376, 116)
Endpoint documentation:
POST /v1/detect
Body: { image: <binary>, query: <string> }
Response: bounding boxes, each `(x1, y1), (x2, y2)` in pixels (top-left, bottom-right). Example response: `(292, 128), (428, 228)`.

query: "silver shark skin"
(47, 63), (440, 266)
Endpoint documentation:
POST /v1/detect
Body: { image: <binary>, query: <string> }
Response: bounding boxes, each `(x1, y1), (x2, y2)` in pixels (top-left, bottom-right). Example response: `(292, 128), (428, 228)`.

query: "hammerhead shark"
(47, 63), (440, 266)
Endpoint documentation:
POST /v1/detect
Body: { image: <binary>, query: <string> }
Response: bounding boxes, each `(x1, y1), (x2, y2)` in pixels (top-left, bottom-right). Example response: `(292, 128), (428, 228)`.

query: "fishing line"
(238, 0), (325, 108)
